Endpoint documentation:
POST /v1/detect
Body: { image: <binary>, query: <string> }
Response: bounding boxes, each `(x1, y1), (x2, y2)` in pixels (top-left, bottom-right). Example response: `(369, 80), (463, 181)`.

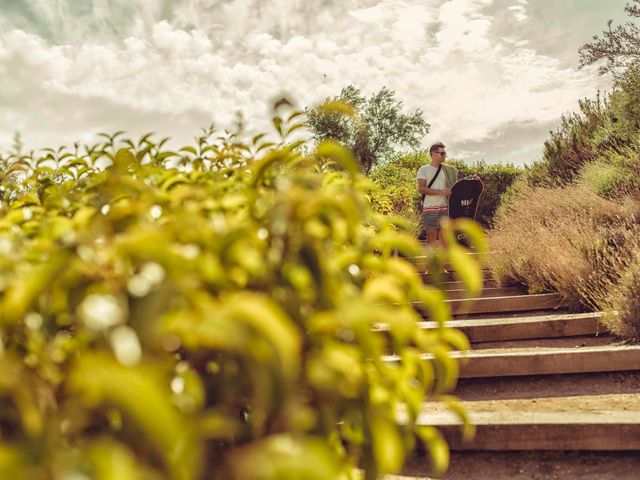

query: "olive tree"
(306, 85), (430, 173)
(579, 0), (640, 75)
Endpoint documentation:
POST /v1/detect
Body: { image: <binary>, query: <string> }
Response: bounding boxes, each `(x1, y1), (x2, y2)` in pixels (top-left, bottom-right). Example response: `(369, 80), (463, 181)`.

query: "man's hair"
(429, 142), (445, 155)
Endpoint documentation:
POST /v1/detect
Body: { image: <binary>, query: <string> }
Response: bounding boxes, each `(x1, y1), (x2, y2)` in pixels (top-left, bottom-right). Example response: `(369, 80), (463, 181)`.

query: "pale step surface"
(444, 286), (524, 299)
(383, 344), (640, 378)
(423, 269), (493, 284)
(410, 293), (564, 316)
(419, 312), (603, 343)
(417, 393), (640, 424)
(446, 293), (564, 315)
(439, 279), (498, 289)
(471, 333), (614, 350)
(411, 394), (640, 451)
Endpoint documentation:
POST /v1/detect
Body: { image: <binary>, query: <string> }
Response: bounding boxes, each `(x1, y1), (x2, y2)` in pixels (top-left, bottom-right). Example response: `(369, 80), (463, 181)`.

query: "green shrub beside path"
(0, 110), (481, 479)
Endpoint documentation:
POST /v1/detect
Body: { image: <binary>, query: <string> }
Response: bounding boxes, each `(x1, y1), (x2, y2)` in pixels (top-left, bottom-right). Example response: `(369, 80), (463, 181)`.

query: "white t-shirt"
(417, 164), (447, 208)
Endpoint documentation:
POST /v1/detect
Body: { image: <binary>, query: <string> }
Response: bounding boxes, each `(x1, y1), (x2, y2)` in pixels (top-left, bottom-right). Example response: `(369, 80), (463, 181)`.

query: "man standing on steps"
(417, 142), (458, 247)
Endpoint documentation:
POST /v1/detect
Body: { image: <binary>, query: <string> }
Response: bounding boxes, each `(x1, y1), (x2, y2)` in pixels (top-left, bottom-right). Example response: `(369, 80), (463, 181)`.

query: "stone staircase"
(393, 258), (640, 479)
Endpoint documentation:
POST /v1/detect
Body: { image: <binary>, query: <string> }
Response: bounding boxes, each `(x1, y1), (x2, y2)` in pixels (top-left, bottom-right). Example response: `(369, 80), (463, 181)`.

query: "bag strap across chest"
(427, 164), (443, 189)
(419, 164), (444, 210)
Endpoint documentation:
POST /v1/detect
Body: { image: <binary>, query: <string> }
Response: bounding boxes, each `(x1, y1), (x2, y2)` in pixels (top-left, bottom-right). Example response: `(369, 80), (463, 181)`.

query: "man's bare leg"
(438, 227), (446, 249)
(426, 229), (439, 247)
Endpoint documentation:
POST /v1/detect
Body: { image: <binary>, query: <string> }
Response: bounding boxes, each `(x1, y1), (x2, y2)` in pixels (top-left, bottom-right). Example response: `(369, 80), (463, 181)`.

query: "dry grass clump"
(582, 232), (640, 339)
(489, 183), (638, 311)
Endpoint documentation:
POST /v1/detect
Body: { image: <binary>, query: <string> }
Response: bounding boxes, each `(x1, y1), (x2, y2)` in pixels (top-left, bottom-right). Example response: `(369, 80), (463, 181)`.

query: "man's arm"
(417, 179), (451, 197)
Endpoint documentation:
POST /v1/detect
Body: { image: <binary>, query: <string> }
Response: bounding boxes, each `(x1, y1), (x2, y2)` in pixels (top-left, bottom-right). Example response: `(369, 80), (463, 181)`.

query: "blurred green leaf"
(86, 439), (150, 480)
(68, 353), (202, 480)
(114, 148), (137, 171)
(316, 140), (360, 177)
(447, 243), (482, 297)
(1, 251), (70, 325)
(416, 425), (449, 475)
(369, 407), (405, 474)
(228, 434), (346, 480)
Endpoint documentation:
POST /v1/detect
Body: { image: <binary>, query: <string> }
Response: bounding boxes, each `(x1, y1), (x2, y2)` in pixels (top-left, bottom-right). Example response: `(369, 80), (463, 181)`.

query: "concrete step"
(439, 279), (498, 290)
(423, 269), (493, 284)
(410, 252), (484, 264)
(471, 333), (614, 351)
(430, 312), (603, 343)
(451, 308), (573, 321)
(444, 286), (524, 300)
(411, 394), (640, 451)
(377, 329), (612, 360)
(447, 293), (564, 316)
(375, 312), (603, 343)
(383, 344), (640, 378)
(454, 371), (640, 402)
(410, 293), (564, 317)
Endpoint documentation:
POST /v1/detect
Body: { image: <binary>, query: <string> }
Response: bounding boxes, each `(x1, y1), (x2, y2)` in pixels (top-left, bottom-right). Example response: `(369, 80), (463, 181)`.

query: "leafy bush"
(447, 160), (523, 228)
(576, 149), (639, 198)
(366, 159), (423, 238)
(306, 86), (430, 174)
(534, 95), (610, 186)
(579, 0), (640, 75)
(525, 64), (640, 189)
(607, 62), (640, 145)
(369, 154), (523, 229)
(0, 106), (482, 479)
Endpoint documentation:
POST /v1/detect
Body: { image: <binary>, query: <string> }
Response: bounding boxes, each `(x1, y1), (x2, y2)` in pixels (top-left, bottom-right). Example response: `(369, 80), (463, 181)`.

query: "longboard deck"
(448, 177), (484, 247)
(449, 177), (484, 220)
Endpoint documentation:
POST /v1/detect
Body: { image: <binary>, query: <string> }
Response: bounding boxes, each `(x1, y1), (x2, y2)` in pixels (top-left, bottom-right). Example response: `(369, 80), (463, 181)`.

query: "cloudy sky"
(0, 0), (632, 165)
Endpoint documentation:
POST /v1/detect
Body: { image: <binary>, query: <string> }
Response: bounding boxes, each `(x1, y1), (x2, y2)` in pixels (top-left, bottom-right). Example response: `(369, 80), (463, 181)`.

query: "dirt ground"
(398, 451), (640, 479)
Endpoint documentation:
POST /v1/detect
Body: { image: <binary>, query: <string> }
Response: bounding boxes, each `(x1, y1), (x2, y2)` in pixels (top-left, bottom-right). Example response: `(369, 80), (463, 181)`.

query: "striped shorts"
(422, 206), (448, 230)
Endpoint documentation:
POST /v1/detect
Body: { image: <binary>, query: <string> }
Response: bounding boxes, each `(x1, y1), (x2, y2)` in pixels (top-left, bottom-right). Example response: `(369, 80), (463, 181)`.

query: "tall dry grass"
(582, 230), (640, 339)
(491, 61), (640, 339)
(489, 182), (640, 315)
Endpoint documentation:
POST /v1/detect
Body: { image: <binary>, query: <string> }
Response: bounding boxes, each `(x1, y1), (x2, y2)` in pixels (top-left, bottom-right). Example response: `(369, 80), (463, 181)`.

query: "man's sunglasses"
(435, 151), (446, 156)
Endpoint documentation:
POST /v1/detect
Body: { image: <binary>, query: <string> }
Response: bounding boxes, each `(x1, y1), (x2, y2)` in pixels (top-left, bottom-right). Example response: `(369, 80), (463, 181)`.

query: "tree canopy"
(579, 0), (640, 75)
(306, 85), (430, 173)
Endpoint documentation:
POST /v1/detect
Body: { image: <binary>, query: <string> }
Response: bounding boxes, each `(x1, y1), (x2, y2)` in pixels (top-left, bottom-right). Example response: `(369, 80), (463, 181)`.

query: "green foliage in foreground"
(0, 108), (484, 479)
(369, 153), (523, 229)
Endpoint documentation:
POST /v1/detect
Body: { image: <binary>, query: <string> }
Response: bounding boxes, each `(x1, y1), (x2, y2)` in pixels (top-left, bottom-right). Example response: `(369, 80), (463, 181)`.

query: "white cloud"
(508, 0), (528, 23)
(0, 0), (613, 165)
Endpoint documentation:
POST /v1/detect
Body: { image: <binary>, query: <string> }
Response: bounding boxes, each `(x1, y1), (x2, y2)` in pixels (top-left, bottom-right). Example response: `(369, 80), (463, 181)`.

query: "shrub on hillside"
(366, 163), (421, 223)
(526, 64), (640, 188)
(535, 95), (609, 186)
(0, 108), (483, 479)
(607, 63), (640, 144)
(576, 147), (640, 199)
